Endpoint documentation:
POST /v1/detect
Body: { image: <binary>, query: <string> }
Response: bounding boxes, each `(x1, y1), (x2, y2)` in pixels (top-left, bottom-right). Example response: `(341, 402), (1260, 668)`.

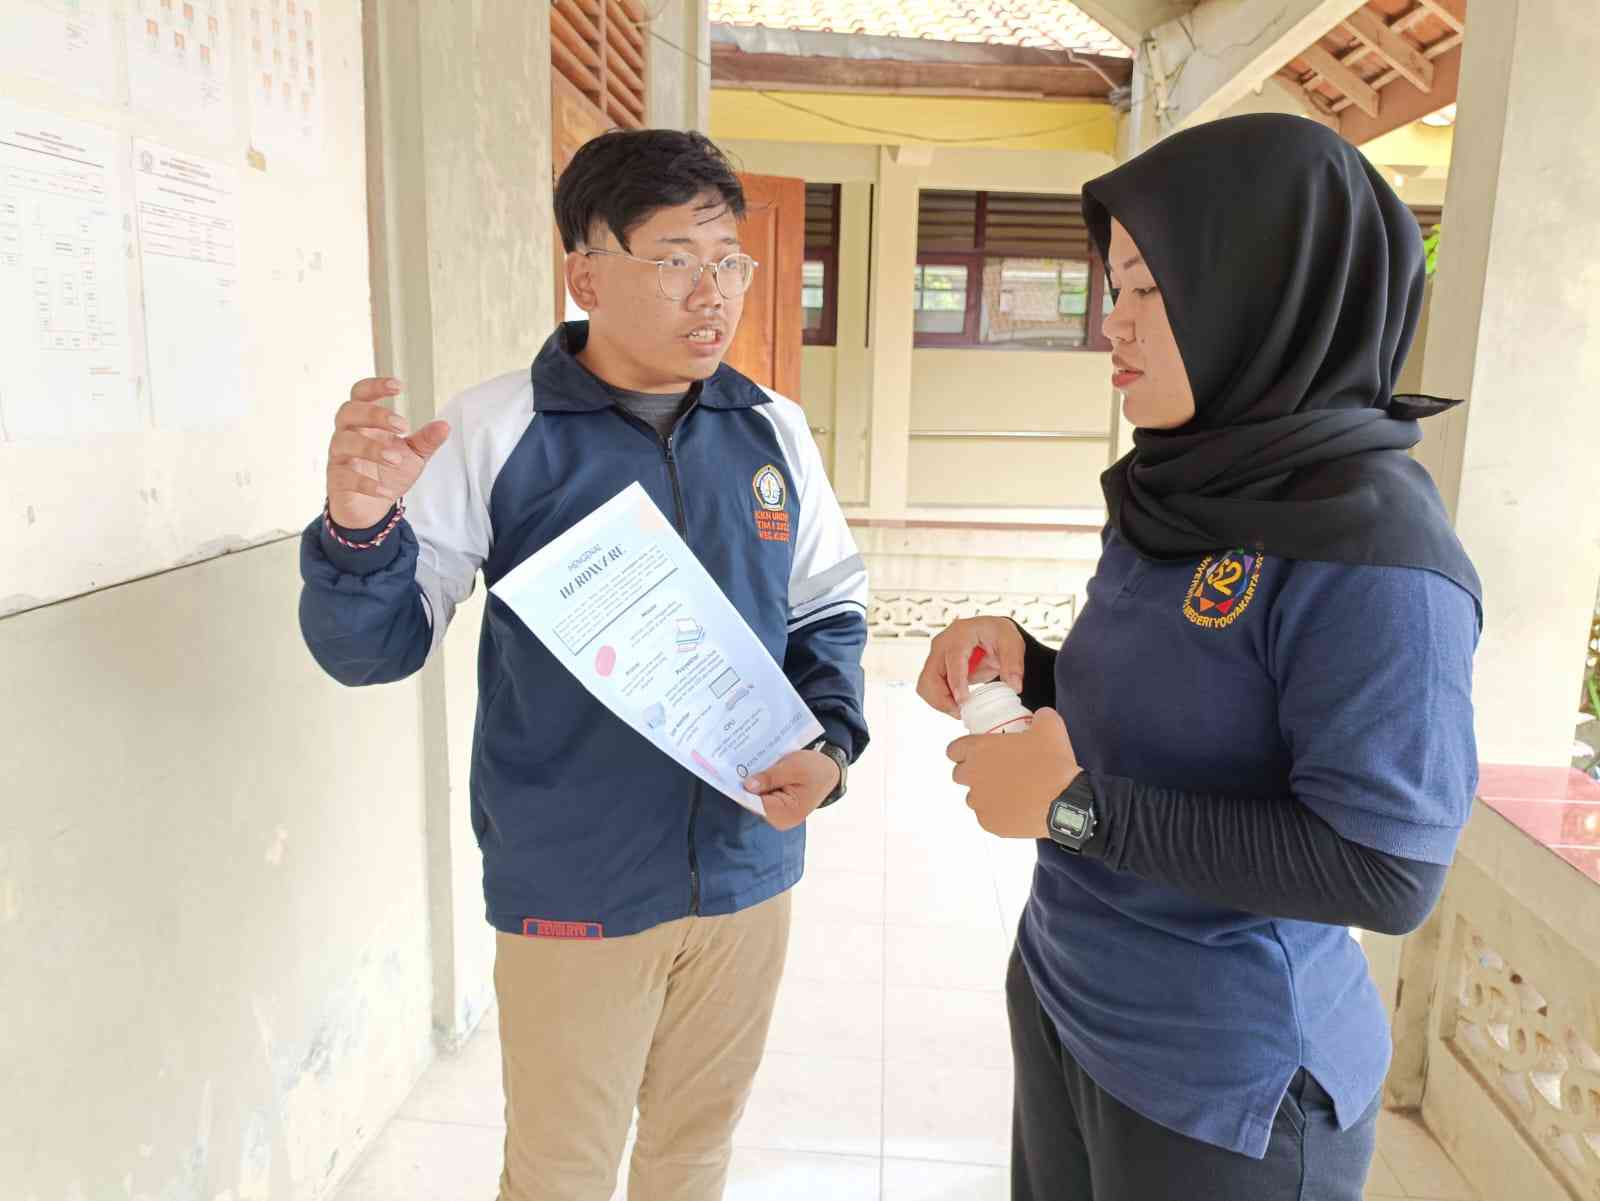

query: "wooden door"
(725, 173), (804, 400)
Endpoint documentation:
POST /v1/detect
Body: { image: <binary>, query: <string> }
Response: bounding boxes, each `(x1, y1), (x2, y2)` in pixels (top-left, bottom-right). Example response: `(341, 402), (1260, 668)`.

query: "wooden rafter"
(1284, 1), (1464, 123)
(1418, 0), (1464, 34)
(1298, 5), (1440, 91)
(1301, 44), (1380, 116)
(1271, 0), (1464, 144)
(1326, 29), (1459, 115)
(710, 44), (1129, 100)
(1343, 8), (1434, 93)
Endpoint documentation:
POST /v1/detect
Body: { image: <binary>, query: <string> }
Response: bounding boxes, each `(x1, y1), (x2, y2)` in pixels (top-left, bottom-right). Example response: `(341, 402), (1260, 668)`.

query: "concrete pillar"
(865, 147), (920, 516)
(1418, 0), (1600, 766)
(831, 180), (874, 505)
(647, 0), (712, 132)
(364, 2), (555, 1044)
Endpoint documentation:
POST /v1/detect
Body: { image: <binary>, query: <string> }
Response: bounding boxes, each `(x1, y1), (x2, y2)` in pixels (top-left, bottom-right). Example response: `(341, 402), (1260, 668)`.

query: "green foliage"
(1423, 226), (1441, 278)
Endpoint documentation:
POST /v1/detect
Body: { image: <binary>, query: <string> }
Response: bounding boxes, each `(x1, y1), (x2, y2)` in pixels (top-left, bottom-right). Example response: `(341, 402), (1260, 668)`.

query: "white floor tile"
(995, 878), (1030, 939)
(785, 919), (886, 984)
(724, 1147), (882, 1200)
(1364, 1146), (1404, 1195)
(335, 1118), (504, 1201)
(884, 1059), (1013, 1166)
(1376, 1110), (1480, 1200)
(735, 1051), (883, 1159)
(808, 814), (888, 874)
(883, 1158), (1009, 1201)
(794, 868), (886, 926)
(884, 986), (1011, 1070)
(886, 925), (1011, 993)
(397, 1021), (505, 1129)
(886, 866), (1005, 931)
(767, 973), (884, 1061)
(887, 840), (990, 880)
(887, 798), (982, 840)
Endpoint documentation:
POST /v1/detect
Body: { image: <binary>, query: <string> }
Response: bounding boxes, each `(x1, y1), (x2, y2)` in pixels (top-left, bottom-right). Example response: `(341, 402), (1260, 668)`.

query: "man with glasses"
(297, 130), (869, 1201)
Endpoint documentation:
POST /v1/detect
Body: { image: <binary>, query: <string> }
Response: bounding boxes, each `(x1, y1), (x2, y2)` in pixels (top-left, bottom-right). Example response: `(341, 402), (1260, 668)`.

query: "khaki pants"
(494, 891), (791, 1201)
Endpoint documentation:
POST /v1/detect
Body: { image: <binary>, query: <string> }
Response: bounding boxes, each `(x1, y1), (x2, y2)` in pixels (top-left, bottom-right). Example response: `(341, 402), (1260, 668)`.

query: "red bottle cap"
(968, 647), (986, 677)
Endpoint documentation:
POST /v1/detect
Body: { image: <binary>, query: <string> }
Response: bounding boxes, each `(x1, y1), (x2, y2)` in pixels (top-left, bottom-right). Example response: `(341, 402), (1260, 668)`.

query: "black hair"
(554, 129), (746, 254)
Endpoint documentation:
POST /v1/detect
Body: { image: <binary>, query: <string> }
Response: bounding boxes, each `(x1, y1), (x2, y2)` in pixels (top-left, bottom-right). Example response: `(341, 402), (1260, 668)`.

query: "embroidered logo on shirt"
(522, 918), (605, 940)
(1183, 549), (1263, 629)
(752, 463), (791, 541)
(753, 463), (787, 511)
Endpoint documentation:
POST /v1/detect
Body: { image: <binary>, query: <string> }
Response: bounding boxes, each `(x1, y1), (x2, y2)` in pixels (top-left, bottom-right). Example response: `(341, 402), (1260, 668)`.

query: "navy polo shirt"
(1018, 529), (1479, 1158)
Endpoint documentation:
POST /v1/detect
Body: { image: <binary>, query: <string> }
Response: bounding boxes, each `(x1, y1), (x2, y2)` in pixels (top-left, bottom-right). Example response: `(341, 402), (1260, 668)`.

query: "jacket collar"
(529, 322), (768, 413)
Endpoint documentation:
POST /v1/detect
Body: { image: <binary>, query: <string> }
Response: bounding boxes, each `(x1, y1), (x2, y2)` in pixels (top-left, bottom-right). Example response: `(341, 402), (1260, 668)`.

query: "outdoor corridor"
(334, 683), (1483, 1201)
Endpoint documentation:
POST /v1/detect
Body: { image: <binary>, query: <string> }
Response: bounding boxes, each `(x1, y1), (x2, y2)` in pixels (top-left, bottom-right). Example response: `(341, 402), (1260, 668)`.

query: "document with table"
(489, 482), (823, 816)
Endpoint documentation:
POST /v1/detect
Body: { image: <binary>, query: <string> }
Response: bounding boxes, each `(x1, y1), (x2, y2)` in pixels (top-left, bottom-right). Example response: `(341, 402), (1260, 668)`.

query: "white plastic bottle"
(959, 649), (1033, 735)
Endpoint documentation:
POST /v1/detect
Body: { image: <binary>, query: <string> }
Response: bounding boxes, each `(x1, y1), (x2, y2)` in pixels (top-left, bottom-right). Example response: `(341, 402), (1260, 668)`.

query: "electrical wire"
(645, 25), (1119, 146)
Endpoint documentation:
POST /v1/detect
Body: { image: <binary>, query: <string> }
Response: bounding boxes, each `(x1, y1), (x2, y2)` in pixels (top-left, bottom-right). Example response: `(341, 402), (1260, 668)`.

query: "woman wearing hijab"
(917, 114), (1481, 1200)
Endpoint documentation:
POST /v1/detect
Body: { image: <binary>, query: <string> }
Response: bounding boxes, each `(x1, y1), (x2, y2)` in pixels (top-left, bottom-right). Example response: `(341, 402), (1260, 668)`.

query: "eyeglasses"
(580, 247), (760, 301)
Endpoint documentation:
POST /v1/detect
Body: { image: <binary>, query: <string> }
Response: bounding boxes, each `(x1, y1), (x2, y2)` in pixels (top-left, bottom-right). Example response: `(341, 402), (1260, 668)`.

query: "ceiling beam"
(1418, 0), (1464, 34)
(1295, 3), (1446, 95)
(1063, 0), (1193, 48)
(1300, 44), (1381, 116)
(1334, 33), (1462, 144)
(710, 46), (1131, 100)
(1343, 8), (1434, 93)
(1144, 0), (1368, 137)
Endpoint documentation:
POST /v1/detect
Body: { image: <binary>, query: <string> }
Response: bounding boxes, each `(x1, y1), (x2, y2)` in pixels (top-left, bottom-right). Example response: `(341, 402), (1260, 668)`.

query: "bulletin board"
(0, 0), (374, 615)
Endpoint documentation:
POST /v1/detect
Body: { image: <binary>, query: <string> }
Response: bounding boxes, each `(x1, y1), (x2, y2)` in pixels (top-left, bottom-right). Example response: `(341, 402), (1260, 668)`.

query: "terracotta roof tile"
(709, 0), (1130, 57)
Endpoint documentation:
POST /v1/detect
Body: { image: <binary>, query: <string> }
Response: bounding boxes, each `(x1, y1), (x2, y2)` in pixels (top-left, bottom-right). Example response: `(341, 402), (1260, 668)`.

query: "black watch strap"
(809, 739), (849, 807)
(1047, 771), (1098, 854)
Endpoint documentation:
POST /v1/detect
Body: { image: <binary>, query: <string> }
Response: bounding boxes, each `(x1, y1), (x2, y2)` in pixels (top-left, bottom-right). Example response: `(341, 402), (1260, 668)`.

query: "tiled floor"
(334, 684), (1481, 1201)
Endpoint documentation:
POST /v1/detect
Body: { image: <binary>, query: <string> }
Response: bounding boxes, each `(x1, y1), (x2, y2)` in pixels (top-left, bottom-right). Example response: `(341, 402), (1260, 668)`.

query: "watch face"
(1051, 804), (1089, 839)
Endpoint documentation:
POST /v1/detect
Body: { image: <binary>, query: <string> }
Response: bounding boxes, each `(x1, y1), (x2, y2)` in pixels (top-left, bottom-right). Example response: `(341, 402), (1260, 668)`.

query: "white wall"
(2, 3), (557, 1198)
(1, 541), (435, 1201)
(909, 349), (1114, 508)
(0, 2), (373, 617)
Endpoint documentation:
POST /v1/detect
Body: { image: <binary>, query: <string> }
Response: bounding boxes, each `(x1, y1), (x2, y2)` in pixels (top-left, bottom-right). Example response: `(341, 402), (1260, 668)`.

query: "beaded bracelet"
(323, 498), (405, 550)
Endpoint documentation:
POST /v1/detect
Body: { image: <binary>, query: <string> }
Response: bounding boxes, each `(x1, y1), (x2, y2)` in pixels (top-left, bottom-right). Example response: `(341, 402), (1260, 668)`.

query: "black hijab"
(1083, 114), (1480, 603)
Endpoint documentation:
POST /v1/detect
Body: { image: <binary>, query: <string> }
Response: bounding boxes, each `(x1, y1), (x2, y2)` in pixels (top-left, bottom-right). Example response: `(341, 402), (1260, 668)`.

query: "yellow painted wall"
(716, 92), (1118, 518)
(911, 350), (1112, 433)
(1361, 121), (1454, 170)
(909, 350), (1114, 508)
(909, 436), (1110, 507)
(712, 90), (1117, 154)
(800, 344), (837, 470)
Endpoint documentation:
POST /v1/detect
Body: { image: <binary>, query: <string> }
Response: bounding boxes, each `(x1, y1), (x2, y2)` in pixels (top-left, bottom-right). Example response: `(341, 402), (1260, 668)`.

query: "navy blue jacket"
(299, 324), (869, 938)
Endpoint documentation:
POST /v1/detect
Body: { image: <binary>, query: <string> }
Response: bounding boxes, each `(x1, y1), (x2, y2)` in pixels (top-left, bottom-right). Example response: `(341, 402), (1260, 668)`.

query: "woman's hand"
(947, 708), (1080, 838)
(916, 616), (1026, 717)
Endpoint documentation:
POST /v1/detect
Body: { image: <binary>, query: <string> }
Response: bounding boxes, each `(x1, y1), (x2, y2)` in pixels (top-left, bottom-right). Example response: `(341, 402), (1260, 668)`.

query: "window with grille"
(803, 183), (840, 346)
(914, 190), (1112, 351)
(550, 0), (647, 131)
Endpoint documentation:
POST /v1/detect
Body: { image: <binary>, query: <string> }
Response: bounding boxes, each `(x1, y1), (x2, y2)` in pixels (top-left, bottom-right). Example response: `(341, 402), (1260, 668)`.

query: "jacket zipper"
(615, 398), (705, 917)
(661, 407), (705, 916)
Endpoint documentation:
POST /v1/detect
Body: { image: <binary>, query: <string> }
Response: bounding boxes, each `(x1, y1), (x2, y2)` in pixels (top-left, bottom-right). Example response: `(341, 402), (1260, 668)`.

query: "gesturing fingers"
(329, 428), (409, 470)
(336, 396), (408, 438)
(326, 462), (403, 501)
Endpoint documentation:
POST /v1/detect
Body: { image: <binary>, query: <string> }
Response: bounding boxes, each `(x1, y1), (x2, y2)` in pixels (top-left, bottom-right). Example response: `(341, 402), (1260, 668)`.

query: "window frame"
(911, 252), (982, 347)
(802, 183), (842, 348)
(912, 189), (1113, 352)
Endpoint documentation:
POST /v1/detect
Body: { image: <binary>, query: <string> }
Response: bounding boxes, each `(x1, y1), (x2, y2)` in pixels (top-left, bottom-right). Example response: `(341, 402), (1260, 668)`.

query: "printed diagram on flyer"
(489, 483), (823, 815)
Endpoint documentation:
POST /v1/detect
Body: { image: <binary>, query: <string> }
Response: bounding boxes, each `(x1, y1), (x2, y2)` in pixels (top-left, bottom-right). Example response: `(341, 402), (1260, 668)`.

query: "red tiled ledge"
(1477, 764), (1600, 885)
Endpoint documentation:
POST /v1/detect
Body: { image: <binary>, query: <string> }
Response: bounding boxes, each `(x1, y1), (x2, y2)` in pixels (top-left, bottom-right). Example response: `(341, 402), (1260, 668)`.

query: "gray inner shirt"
(598, 378), (692, 442)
